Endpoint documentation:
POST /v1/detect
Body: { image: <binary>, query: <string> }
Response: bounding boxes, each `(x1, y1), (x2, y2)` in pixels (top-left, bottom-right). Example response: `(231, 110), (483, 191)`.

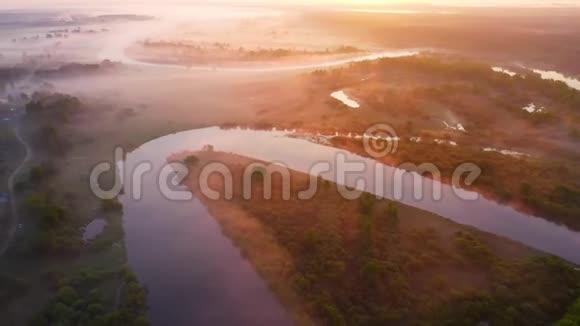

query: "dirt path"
(0, 125), (32, 257)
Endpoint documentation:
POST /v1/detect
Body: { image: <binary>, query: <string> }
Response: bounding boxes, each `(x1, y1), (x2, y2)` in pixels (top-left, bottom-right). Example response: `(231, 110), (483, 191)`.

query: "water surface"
(331, 90), (360, 108)
(120, 125), (580, 326)
(119, 130), (294, 326)
(82, 218), (107, 241)
(491, 66), (516, 76)
(533, 69), (580, 91)
(107, 49), (421, 73)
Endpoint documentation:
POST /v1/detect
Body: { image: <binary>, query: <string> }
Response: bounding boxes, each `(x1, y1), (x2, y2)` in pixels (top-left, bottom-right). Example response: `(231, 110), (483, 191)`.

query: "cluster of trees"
(522, 183), (580, 228)
(231, 173), (580, 326)
(31, 267), (148, 326)
(25, 93), (81, 122)
(269, 191), (420, 324)
(454, 231), (494, 265)
(24, 192), (83, 255)
(34, 61), (120, 79)
(436, 256), (580, 326)
(557, 298), (580, 326)
(140, 39), (362, 63)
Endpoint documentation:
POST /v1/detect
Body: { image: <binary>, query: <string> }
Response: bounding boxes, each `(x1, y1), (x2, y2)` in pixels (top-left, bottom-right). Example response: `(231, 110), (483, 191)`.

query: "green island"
(182, 150), (580, 326)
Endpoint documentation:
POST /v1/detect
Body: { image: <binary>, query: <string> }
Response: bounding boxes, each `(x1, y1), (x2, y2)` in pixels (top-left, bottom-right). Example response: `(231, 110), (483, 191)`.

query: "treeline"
(26, 92), (81, 121)
(140, 39), (362, 61)
(34, 60), (120, 79)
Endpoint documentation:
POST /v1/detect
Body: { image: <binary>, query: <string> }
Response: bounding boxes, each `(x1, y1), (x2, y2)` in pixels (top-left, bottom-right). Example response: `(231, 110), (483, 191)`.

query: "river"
(119, 127), (580, 326)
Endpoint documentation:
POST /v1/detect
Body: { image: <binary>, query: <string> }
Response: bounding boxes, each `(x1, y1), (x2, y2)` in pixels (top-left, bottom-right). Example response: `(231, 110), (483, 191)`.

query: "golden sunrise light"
(1, 1), (580, 326)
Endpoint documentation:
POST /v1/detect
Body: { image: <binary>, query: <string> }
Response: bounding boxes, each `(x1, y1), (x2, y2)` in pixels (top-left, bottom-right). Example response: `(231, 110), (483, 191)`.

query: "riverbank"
(186, 175), (317, 326)
(214, 54), (580, 231)
(126, 41), (364, 68)
(0, 93), (148, 325)
(182, 150), (580, 325)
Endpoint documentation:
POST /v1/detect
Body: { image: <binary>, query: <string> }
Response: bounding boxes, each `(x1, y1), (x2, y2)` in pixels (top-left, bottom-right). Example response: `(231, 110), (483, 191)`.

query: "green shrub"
(320, 304), (346, 326)
(102, 198), (123, 212)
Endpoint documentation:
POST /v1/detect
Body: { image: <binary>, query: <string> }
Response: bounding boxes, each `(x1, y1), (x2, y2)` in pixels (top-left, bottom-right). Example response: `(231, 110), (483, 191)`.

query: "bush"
(320, 304), (346, 326)
(557, 298), (580, 325)
(102, 198), (123, 212)
(56, 286), (78, 305)
(454, 231), (494, 264)
(184, 155), (199, 166)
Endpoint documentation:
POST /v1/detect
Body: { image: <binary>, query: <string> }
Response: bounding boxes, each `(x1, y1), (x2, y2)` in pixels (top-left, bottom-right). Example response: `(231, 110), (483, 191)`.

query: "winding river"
(107, 49), (421, 73)
(119, 127), (580, 326)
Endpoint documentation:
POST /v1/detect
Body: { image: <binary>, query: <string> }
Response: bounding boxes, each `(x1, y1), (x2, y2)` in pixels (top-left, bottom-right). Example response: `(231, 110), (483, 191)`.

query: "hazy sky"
(1, 0), (580, 10)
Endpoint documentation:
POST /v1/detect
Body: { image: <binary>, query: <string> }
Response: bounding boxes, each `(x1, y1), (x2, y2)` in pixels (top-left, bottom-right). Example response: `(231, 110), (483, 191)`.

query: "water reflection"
(533, 69), (580, 91)
(82, 218), (107, 242)
(331, 90), (360, 108)
(121, 127), (580, 278)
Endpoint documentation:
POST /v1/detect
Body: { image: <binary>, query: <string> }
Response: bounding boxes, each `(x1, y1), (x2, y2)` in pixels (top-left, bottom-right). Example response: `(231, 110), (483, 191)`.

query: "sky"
(1, 0), (580, 8)
(1, 0), (580, 11)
